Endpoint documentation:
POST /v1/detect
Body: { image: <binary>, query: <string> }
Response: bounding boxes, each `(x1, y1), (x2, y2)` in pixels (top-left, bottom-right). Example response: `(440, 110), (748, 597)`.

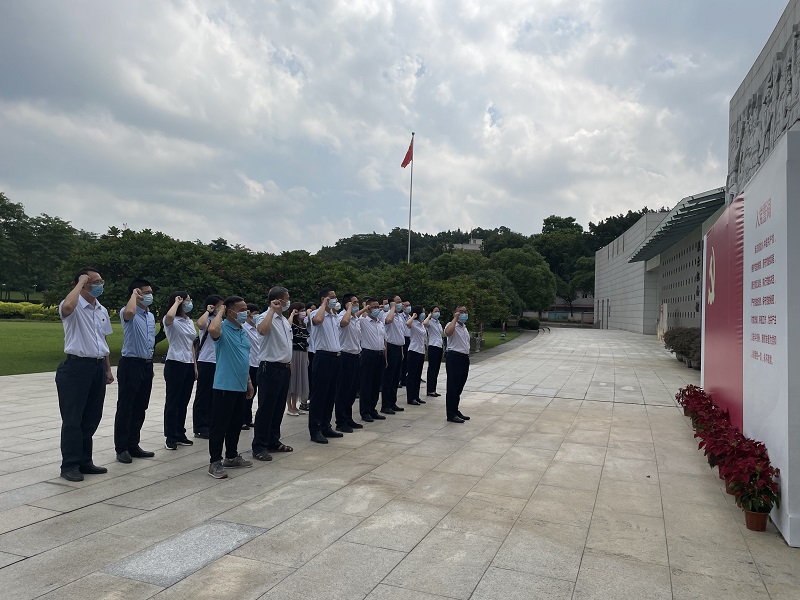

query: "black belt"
(315, 350), (341, 356)
(260, 360), (291, 368)
(387, 342), (403, 348)
(66, 354), (105, 363)
(121, 356), (153, 363)
(362, 348), (384, 355)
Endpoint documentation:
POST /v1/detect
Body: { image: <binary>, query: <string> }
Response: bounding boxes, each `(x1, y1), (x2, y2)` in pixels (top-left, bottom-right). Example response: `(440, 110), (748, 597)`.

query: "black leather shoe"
(79, 463), (108, 475)
(447, 416), (465, 424)
(457, 412), (470, 420)
(322, 428), (344, 438)
(371, 412), (386, 420)
(380, 407), (395, 415)
(335, 424), (353, 433)
(128, 446), (155, 458)
(390, 404), (405, 412)
(416, 398), (426, 404)
(61, 469), (84, 482)
(361, 414), (374, 422)
(407, 399), (420, 406)
(311, 431), (329, 444)
(427, 392), (441, 397)
(116, 450), (132, 464)
(347, 421), (364, 429)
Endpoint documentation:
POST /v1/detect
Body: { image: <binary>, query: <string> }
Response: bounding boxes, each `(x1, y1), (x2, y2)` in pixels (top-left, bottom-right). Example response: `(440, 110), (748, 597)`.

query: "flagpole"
(407, 132), (414, 264)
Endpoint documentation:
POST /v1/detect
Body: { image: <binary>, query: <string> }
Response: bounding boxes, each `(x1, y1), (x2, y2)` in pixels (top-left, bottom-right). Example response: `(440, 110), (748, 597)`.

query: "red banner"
(703, 196), (744, 429)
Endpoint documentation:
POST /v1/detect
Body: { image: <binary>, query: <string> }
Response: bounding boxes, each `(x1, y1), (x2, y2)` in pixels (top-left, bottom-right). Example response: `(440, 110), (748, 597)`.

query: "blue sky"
(0, 0), (790, 252)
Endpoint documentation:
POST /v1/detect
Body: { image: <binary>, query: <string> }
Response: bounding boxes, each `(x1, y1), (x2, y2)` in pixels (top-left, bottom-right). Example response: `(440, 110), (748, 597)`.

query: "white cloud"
(0, 0), (791, 251)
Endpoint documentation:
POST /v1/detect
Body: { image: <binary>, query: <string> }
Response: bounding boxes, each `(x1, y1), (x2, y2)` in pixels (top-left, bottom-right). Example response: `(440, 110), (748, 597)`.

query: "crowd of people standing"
(54, 267), (473, 482)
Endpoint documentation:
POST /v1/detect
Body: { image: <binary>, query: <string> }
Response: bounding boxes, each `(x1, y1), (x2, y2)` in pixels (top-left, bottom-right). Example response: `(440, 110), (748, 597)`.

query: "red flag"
(401, 135), (414, 168)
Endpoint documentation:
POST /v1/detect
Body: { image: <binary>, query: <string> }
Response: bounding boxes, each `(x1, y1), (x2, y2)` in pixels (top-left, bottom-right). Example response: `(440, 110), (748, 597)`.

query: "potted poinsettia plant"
(721, 452), (781, 531)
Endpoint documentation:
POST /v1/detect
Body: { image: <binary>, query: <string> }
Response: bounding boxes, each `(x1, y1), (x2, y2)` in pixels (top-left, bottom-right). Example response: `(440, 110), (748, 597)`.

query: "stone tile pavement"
(0, 328), (798, 599)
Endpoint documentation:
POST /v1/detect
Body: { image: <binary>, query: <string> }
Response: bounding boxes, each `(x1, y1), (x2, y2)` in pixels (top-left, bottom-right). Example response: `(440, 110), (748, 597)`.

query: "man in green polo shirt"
(207, 295), (255, 479)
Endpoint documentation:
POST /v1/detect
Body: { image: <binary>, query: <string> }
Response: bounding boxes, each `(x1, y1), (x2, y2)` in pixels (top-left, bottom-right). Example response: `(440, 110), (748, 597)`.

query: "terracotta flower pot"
(744, 510), (769, 532)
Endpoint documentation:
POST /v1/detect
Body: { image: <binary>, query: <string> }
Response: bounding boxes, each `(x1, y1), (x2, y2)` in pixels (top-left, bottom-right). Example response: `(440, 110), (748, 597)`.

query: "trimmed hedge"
(0, 302), (60, 321)
(517, 317), (539, 330)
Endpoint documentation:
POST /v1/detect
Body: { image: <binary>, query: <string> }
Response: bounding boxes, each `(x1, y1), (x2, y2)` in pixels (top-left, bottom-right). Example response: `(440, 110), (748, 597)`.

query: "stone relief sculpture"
(728, 22), (800, 201)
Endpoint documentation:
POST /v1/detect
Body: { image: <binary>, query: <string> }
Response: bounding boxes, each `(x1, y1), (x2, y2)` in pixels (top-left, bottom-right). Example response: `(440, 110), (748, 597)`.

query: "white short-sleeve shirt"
(447, 322), (470, 355)
(59, 295), (112, 358)
(164, 315), (196, 363)
(425, 318), (444, 349)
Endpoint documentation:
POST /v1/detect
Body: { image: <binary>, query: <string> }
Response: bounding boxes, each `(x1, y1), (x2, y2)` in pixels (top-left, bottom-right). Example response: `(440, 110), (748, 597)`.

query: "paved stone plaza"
(0, 328), (798, 599)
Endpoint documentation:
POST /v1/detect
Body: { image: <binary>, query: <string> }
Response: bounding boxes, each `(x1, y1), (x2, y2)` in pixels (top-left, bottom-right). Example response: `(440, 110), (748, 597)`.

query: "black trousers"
(359, 349), (385, 416)
(335, 352), (360, 426)
(164, 360), (195, 442)
(426, 346), (443, 394)
(55, 356), (106, 471)
(114, 357), (153, 453)
(193, 361), (215, 435)
(307, 351), (315, 398)
(406, 350), (425, 403)
(243, 365), (259, 426)
(381, 343), (403, 409)
(309, 351), (339, 434)
(253, 362), (290, 453)
(445, 351), (470, 418)
(209, 389), (245, 463)
(399, 336), (411, 385)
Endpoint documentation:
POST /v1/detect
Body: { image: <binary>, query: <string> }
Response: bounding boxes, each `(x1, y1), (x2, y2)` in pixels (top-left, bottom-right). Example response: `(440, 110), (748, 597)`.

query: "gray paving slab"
(104, 520), (265, 587)
(0, 328), (797, 598)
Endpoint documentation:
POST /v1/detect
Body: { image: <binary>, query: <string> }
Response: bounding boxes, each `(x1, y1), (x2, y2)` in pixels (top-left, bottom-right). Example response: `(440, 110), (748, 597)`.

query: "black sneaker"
(177, 437), (194, 446)
(165, 439), (178, 450)
(193, 433), (209, 440)
(208, 461), (228, 479)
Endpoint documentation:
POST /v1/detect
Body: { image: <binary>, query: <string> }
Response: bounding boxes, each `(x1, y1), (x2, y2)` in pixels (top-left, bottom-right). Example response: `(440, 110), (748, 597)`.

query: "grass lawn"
(0, 320), (136, 376)
(481, 329), (521, 351)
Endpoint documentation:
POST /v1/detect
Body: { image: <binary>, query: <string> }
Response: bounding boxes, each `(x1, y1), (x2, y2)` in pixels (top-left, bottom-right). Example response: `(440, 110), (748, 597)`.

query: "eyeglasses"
(87, 279), (105, 286)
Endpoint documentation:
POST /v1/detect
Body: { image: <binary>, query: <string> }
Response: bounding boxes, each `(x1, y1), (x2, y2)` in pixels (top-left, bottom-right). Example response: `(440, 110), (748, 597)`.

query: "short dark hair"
(411, 304), (424, 316)
(290, 301), (306, 313)
(268, 286), (289, 302)
(365, 298), (379, 306)
(246, 303), (260, 313)
(391, 293), (402, 302)
(223, 295), (245, 308)
(319, 287), (333, 301)
(204, 294), (223, 307)
(430, 305), (440, 314)
(73, 266), (100, 284)
(167, 290), (190, 318)
(128, 278), (152, 295)
(305, 302), (317, 310)
(341, 293), (357, 305)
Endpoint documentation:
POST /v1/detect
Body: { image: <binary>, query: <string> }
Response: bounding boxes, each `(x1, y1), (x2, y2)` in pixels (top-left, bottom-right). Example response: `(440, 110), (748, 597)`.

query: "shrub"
(527, 318), (540, 330)
(518, 317), (529, 329)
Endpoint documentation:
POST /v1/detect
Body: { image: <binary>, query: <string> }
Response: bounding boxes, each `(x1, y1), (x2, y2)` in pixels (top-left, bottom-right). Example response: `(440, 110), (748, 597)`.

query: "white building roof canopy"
(628, 188), (725, 263)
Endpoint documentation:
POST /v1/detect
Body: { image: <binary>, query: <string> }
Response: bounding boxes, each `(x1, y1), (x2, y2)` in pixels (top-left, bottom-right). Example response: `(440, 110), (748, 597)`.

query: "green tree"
(428, 250), (489, 280)
(488, 245), (556, 311)
(541, 215), (583, 235)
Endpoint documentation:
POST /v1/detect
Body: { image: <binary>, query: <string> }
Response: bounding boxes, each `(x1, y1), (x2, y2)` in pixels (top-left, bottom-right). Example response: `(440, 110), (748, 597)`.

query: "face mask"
(282, 302), (290, 312)
(395, 304), (403, 313)
(371, 308), (382, 318)
(432, 312), (440, 320)
(458, 313), (468, 323)
(351, 306), (359, 315)
(299, 311), (307, 320)
(383, 304), (390, 312)
(141, 294), (154, 306)
(404, 306), (412, 314)
(89, 284), (104, 298)
(183, 301), (193, 313)
(236, 311), (248, 324)
(419, 312), (426, 320)
(330, 301), (341, 312)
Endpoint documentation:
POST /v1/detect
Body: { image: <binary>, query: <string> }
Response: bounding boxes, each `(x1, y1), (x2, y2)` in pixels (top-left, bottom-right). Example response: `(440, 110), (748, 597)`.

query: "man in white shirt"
(359, 298), (387, 422)
(55, 267), (115, 482)
(335, 293), (367, 433)
(252, 287), (295, 460)
(444, 305), (472, 423)
(380, 295), (406, 414)
(309, 288), (353, 443)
